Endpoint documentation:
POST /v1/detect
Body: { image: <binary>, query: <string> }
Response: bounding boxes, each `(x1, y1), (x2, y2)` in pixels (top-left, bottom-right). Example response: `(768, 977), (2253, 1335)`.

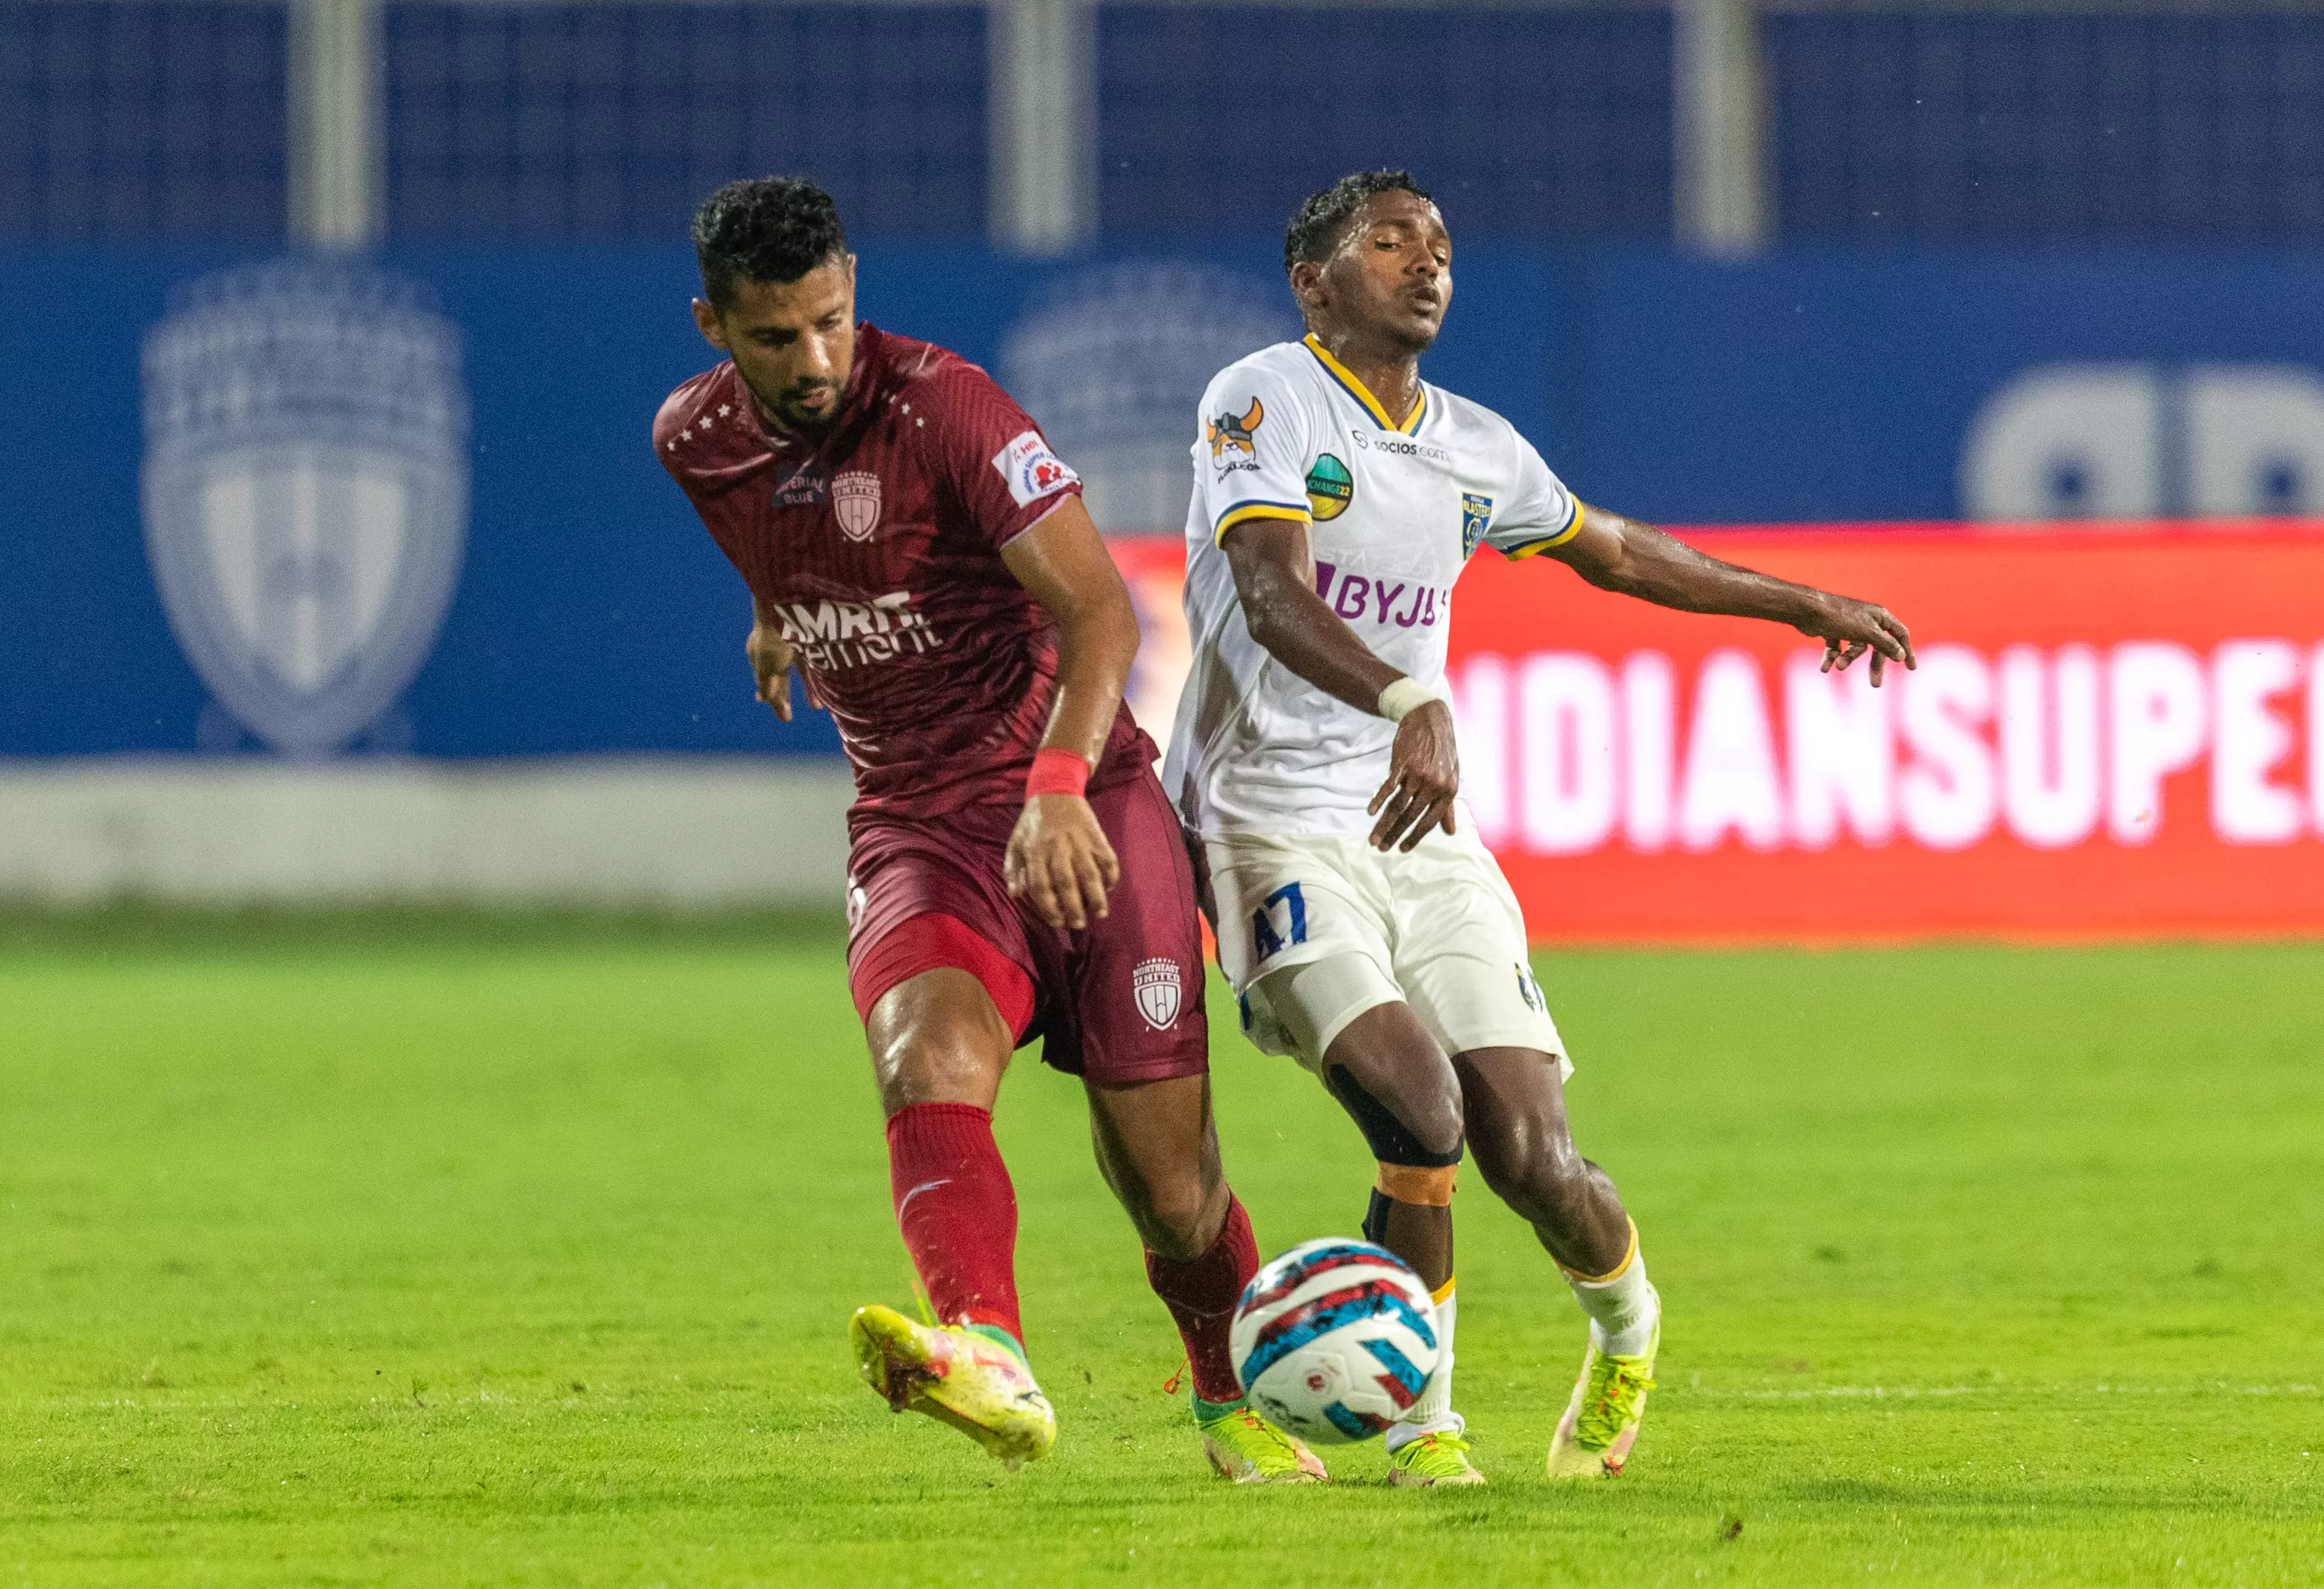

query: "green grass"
(2, 930), (2319, 1586)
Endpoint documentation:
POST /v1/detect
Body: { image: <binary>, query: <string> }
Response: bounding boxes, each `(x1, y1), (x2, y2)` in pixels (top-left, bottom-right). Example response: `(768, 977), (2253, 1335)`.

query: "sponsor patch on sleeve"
(991, 430), (1081, 508)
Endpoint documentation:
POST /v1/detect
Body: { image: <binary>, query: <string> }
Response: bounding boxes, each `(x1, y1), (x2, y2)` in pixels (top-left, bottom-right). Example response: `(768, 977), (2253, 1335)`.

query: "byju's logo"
(142, 262), (470, 756)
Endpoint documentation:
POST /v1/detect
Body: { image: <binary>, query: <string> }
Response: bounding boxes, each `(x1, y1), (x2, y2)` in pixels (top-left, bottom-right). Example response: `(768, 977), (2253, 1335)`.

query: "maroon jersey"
(656, 325), (1150, 816)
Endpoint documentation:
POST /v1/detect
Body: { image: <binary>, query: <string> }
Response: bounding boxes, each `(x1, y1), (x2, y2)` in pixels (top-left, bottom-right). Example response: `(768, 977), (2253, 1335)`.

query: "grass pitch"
(1, 922), (2319, 1586)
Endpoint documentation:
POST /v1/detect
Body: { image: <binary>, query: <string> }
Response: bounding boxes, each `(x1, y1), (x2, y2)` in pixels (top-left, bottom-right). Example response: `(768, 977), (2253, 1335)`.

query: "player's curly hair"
(692, 176), (850, 309)
(1283, 170), (1433, 275)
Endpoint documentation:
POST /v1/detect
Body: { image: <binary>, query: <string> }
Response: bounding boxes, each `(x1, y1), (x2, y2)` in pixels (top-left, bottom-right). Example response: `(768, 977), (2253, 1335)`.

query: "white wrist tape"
(1377, 677), (1441, 723)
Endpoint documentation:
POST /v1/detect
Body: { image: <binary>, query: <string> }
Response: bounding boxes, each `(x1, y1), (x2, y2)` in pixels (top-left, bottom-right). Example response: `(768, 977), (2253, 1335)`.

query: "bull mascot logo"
(141, 262), (470, 757)
(1206, 397), (1265, 459)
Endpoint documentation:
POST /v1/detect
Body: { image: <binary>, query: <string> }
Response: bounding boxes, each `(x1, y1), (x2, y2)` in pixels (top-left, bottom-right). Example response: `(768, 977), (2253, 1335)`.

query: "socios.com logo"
(141, 261), (470, 757)
(1962, 362), (2324, 519)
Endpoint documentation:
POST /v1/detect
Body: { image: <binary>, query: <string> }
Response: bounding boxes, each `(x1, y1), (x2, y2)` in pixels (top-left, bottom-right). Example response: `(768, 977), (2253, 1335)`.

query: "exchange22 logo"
(1305, 454), (1353, 521)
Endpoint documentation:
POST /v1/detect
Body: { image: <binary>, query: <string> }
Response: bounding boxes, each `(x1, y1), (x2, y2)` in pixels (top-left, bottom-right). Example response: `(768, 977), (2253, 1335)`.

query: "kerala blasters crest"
(141, 262), (469, 757)
(832, 471), (883, 540)
(1461, 492), (1494, 558)
(1132, 956), (1184, 1030)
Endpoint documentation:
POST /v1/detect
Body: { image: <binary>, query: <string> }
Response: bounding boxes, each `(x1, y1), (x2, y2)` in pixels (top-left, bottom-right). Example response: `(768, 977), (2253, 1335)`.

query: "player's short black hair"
(692, 177), (850, 309)
(1283, 170), (1434, 274)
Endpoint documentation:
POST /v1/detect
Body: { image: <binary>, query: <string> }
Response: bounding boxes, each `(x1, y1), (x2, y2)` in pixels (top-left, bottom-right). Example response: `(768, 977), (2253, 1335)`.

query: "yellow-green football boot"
(849, 1304), (1056, 1469)
(1386, 1428), (1486, 1487)
(1194, 1396), (1329, 1484)
(1546, 1314), (1658, 1479)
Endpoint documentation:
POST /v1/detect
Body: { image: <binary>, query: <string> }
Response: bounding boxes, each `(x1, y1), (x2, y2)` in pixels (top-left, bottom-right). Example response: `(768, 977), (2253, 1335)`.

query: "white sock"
(1384, 1282), (1463, 1453)
(1566, 1226), (1659, 1357)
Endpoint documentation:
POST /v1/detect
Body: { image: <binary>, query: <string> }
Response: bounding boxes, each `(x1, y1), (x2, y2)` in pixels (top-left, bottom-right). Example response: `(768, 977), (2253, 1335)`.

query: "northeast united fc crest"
(1132, 957), (1183, 1031)
(832, 471), (883, 540)
(141, 262), (469, 757)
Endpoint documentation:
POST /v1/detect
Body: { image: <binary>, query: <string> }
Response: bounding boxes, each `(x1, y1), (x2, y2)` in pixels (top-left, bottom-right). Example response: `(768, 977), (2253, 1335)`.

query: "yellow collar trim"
(1303, 334), (1426, 434)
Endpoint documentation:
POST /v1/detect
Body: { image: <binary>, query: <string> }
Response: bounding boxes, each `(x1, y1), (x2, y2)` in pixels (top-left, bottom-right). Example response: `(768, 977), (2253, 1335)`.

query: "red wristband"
(1026, 746), (1092, 800)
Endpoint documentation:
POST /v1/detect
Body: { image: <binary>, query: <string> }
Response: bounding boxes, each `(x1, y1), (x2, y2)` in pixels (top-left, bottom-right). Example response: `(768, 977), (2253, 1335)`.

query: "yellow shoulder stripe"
(1503, 497), (1588, 559)
(1214, 501), (1311, 544)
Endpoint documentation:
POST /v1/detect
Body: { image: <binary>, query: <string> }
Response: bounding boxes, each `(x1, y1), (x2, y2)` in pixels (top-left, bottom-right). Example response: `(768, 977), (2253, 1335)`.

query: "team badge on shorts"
(1515, 961), (1545, 1012)
(1132, 957), (1183, 1031)
(832, 471), (883, 540)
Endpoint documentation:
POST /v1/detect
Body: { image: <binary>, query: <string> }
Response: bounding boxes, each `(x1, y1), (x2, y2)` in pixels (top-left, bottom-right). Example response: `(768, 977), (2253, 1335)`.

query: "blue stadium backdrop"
(11, 242), (2324, 758)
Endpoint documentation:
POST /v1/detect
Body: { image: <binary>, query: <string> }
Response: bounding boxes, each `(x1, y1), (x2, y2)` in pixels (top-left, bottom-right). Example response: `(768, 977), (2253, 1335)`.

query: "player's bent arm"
(999, 495), (1139, 767)
(1221, 515), (1459, 853)
(1544, 502), (1918, 684)
(997, 495), (1137, 931)
(1220, 514), (1404, 713)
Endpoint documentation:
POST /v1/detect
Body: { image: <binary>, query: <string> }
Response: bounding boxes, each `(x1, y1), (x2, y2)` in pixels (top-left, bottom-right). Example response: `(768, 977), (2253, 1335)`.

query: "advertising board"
(1111, 525), (2324, 942)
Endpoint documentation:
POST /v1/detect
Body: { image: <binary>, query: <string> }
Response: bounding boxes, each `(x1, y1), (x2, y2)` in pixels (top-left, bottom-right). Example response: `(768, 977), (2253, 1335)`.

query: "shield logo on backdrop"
(832, 471), (882, 540)
(141, 262), (470, 757)
(1132, 957), (1184, 1031)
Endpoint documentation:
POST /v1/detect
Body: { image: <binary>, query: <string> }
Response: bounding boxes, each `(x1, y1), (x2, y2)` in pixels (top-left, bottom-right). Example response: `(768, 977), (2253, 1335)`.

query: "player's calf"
(1313, 1024), (1480, 1468)
(1456, 1046), (1661, 1473)
(1084, 1075), (1323, 1479)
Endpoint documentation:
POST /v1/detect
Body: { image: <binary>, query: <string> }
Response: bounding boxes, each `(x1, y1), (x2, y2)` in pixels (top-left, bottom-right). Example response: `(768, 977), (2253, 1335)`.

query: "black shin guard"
(1323, 1064), (1464, 1170)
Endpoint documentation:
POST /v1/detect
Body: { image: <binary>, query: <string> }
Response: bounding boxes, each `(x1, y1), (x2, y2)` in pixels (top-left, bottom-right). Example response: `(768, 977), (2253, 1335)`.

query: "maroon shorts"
(844, 768), (1209, 1086)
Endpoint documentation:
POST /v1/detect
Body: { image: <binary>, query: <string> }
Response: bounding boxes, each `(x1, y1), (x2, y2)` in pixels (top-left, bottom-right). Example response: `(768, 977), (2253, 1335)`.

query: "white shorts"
(1204, 825), (1570, 1079)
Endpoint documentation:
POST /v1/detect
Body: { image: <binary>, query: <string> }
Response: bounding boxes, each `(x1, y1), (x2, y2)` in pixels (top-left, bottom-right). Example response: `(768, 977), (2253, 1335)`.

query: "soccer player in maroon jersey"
(654, 177), (1325, 1479)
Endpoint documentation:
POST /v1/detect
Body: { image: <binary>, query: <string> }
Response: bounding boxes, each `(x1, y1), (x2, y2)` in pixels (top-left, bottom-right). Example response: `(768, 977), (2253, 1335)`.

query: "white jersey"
(1163, 334), (1583, 838)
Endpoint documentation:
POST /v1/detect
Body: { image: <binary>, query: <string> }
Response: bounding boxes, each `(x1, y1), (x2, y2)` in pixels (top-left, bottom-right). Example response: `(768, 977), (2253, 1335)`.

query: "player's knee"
(1474, 1109), (1589, 1220)
(1103, 1148), (1221, 1259)
(1135, 1185), (1220, 1261)
(1325, 1059), (1464, 1166)
(867, 972), (1011, 1109)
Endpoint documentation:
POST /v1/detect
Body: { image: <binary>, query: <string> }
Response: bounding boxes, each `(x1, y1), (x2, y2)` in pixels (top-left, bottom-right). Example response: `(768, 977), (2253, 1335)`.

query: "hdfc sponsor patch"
(992, 430), (1080, 507)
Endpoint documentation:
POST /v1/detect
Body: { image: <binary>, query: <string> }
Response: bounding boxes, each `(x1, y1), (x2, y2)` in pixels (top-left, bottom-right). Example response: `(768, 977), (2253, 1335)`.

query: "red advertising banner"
(1111, 523), (2324, 943)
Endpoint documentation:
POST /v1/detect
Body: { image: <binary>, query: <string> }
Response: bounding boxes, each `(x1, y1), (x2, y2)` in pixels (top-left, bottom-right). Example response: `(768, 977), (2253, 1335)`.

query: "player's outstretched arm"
(998, 496), (1138, 932)
(1544, 504), (1917, 685)
(1222, 516), (1458, 853)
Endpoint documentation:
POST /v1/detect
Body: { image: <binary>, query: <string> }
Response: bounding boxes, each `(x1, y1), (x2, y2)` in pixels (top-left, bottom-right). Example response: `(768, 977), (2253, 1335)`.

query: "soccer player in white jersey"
(1165, 171), (1915, 1487)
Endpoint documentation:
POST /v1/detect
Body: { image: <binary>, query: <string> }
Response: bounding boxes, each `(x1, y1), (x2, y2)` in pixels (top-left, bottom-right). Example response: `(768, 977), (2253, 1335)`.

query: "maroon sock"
(885, 1103), (1022, 1341)
(1146, 1194), (1259, 1405)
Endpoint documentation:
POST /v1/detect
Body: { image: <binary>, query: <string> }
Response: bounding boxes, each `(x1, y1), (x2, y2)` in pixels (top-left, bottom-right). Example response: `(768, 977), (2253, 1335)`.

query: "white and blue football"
(1229, 1237), (1442, 1445)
